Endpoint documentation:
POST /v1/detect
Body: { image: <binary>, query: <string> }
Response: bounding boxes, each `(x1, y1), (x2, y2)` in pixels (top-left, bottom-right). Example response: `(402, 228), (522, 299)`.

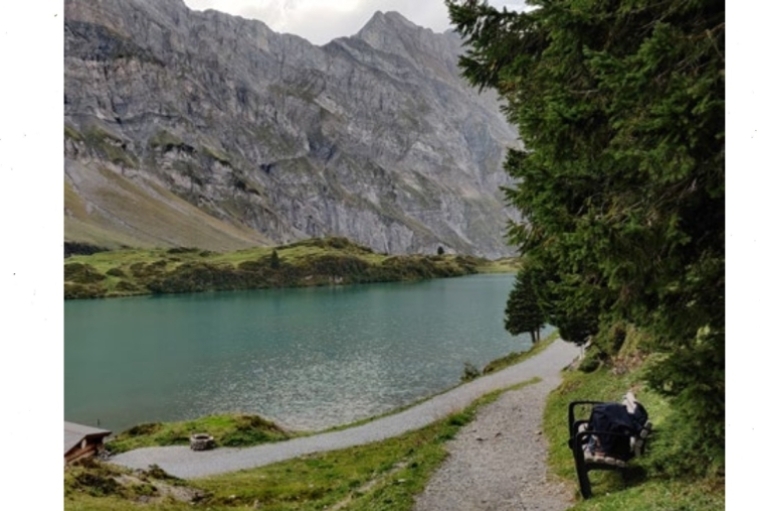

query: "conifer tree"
(270, 249), (280, 270)
(447, 0), (724, 473)
(505, 266), (546, 343)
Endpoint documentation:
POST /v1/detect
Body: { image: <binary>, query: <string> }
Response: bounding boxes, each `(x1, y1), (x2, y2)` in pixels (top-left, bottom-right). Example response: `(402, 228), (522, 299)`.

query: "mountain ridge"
(64, 0), (521, 257)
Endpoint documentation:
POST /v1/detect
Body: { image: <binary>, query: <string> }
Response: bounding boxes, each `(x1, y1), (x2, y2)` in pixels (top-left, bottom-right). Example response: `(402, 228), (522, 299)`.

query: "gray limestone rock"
(64, 0), (522, 257)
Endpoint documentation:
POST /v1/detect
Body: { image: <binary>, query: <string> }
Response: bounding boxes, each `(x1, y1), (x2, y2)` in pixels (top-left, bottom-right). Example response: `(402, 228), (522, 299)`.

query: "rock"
(189, 433), (215, 451)
(64, 0), (521, 257)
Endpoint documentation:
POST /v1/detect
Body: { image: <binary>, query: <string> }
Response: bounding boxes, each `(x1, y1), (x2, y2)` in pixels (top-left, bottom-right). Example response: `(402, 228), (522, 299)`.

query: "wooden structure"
(65, 421), (111, 464)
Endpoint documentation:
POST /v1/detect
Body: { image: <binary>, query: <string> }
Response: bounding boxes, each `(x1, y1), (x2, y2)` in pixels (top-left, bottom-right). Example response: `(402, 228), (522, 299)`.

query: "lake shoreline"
(107, 339), (577, 478)
(102, 333), (560, 455)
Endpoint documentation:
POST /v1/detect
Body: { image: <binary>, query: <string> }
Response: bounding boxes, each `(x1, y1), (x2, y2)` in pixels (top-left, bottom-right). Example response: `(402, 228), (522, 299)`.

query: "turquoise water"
(65, 274), (533, 433)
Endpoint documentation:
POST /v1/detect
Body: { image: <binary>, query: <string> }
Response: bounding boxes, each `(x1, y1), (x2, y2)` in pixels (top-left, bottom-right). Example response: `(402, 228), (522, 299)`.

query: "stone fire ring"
(190, 433), (216, 451)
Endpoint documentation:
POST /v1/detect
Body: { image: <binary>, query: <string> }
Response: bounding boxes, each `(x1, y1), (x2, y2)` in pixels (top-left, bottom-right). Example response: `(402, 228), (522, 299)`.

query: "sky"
(183, 0), (529, 45)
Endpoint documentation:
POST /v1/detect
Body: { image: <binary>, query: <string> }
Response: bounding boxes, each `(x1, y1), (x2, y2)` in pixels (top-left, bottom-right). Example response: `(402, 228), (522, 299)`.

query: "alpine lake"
(65, 273), (534, 433)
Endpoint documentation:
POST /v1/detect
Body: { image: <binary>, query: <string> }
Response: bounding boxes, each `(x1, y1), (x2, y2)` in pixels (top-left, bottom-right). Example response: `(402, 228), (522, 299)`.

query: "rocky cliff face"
(64, 0), (521, 257)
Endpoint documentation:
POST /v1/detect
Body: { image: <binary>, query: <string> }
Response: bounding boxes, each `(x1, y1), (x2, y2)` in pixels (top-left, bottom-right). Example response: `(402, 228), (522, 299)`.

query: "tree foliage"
(270, 249), (280, 270)
(505, 265), (546, 343)
(447, 0), (724, 473)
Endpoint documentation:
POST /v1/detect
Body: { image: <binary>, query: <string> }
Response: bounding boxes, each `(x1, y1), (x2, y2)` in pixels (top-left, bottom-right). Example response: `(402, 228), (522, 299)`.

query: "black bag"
(588, 402), (648, 461)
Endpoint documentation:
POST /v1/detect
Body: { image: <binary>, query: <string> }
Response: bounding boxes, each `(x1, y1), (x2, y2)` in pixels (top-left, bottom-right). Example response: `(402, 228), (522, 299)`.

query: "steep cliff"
(64, 0), (521, 257)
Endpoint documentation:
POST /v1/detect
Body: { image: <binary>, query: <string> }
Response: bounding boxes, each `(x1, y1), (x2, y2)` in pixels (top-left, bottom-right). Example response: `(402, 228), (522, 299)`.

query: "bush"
(460, 361), (481, 382)
(578, 344), (605, 373)
(270, 249), (280, 269)
(105, 267), (126, 277)
(64, 242), (107, 257)
(144, 464), (180, 481)
(308, 254), (370, 277)
(65, 263), (107, 284)
(75, 474), (120, 497)
(64, 282), (106, 299)
(166, 247), (199, 254)
(147, 263), (244, 294)
(123, 423), (161, 437)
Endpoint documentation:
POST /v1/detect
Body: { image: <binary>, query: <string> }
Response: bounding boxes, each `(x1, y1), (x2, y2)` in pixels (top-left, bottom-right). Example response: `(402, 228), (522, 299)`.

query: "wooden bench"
(566, 398), (652, 499)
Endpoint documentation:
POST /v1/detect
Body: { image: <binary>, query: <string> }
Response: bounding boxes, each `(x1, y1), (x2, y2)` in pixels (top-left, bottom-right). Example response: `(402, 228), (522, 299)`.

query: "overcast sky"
(183, 0), (528, 45)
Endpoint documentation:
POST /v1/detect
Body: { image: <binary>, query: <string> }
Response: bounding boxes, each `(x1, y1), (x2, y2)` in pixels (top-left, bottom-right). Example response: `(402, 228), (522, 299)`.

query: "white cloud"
(183, 0), (528, 45)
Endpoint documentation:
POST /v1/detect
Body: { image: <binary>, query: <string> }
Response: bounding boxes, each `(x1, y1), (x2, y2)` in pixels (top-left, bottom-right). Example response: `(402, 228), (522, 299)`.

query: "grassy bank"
(544, 356), (725, 509)
(66, 379), (536, 511)
(480, 330), (558, 375)
(106, 414), (294, 454)
(104, 337), (551, 450)
(65, 237), (518, 299)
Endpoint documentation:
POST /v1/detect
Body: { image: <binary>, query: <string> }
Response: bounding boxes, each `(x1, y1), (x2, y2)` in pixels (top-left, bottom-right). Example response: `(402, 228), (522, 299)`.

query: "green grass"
(475, 256), (521, 273)
(64, 237), (502, 299)
(482, 330), (559, 374)
(106, 414), (294, 454)
(543, 358), (724, 509)
(65, 380), (538, 511)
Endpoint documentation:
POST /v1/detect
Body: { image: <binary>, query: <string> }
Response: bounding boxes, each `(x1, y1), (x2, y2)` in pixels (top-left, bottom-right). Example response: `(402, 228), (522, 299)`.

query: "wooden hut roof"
(64, 421), (111, 455)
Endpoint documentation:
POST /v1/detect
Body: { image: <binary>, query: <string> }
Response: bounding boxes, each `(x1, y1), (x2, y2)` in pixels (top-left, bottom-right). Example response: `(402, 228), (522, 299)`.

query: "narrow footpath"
(413, 369), (574, 510)
(110, 339), (579, 480)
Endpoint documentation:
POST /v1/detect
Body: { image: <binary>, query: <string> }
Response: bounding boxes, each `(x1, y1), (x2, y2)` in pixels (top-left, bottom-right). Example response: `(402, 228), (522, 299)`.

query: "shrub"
(166, 247), (199, 254)
(115, 281), (140, 292)
(460, 361), (481, 382)
(122, 423), (161, 436)
(65, 263), (107, 284)
(64, 282), (106, 299)
(147, 262), (243, 294)
(578, 343), (605, 373)
(270, 249), (280, 269)
(105, 267), (126, 277)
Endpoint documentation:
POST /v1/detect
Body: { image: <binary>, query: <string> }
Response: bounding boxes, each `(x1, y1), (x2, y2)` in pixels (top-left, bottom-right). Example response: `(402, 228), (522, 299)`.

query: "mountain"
(64, 0), (522, 257)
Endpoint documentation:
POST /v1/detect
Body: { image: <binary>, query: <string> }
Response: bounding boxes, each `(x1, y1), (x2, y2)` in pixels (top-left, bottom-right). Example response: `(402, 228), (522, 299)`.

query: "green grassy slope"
(544, 357), (724, 509)
(64, 237), (509, 299)
(65, 163), (271, 252)
(106, 414), (295, 455)
(65, 382), (534, 511)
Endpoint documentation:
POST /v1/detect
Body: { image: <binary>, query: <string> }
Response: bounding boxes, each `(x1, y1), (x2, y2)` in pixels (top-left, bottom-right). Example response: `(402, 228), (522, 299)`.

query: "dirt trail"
(414, 373), (574, 510)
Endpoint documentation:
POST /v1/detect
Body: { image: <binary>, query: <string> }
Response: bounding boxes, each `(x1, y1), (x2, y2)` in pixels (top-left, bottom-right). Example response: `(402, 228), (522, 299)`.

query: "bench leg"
(572, 442), (593, 499)
(575, 460), (592, 499)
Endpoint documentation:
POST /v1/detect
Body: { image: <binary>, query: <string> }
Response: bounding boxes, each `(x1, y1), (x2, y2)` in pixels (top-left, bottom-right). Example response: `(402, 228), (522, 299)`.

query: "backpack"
(587, 401), (649, 461)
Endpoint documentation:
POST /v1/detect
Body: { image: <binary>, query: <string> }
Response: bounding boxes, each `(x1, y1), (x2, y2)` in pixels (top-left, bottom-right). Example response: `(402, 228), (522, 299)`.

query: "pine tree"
(505, 266), (546, 344)
(447, 0), (724, 473)
(270, 249), (280, 270)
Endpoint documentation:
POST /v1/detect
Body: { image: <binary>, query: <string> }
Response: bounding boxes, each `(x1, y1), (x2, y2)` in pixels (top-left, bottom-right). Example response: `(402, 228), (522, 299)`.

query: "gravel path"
(110, 339), (579, 480)
(413, 370), (574, 511)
